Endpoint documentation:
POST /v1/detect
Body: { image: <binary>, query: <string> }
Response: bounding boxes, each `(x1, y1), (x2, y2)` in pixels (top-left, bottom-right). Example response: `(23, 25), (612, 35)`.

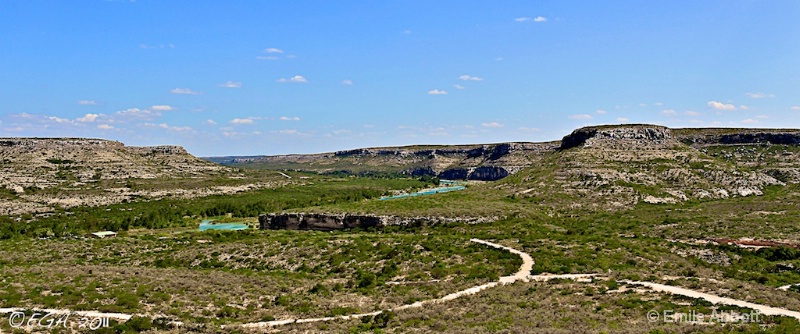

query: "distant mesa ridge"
(210, 124), (800, 182)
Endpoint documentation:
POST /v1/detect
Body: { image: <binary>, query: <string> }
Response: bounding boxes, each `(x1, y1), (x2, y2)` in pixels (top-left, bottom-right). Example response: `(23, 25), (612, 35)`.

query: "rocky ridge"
(213, 142), (558, 181)
(508, 125), (792, 209)
(0, 138), (246, 215)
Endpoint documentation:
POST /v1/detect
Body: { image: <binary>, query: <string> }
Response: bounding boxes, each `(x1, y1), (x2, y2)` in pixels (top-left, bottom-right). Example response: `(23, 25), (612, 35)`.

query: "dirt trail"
(623, 280), (800, 320)
(240, 238), (532, 329)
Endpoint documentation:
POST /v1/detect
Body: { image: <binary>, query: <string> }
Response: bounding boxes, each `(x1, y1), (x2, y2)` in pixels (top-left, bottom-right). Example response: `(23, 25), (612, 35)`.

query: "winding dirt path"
(239, 238), (533, 329)
(6, 238), (800, 330)
(623, 280), (800, 320)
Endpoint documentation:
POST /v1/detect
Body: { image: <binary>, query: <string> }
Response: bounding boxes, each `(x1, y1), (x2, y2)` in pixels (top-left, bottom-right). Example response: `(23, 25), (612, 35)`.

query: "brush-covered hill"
(500, 125), (800, 210)
(0, 138), (268, 215)
(294, 124), (800, 217)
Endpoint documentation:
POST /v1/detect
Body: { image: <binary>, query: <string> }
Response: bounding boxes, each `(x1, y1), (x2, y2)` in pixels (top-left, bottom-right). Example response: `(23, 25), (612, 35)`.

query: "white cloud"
(204, 119), (218, 125)
(341, 79), (353, 85)
(220, 81), (242, 88)
(170, 88), (200, 95)
(150, 105), (175, 111)
(459, 75), (483, 81)
(453, 84), (465, 90)
(280, 116), (301, 121)
(428, 89), (448, 95)
(481, 122), (504, 128)
(792, 106), (800, 111)
(116, 108), (160, 119)
(97, 124), (114, 130)
(595, 109), (607, 114)
(145, 122), (193, 132)
(264, 48), (283, 54)
(739, 105), (750, 110)
(616, 117), (629, 122)
(533, 16), (548, 22)
(76, 113), (100, 122)
(745, 92), (775, 99)
(48, 116), (73, 124)
(276, 75), (308, 83)
(741, 118), (759, 124)
(707, 101), (736, 111)
(78, 100), (98, 105)
(230, 118), (255, 125)
(661, 109), (677, 115)
(569, 114), (593, 120)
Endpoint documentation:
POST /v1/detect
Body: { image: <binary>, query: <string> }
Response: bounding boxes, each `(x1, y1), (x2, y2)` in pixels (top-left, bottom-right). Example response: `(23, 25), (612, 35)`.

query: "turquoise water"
(380, 185), (466, 200)
(199, 219), (249, 231)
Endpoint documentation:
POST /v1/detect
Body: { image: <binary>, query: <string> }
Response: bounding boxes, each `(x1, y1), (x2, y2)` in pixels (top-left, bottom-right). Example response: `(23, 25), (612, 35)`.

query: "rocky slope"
(0, 138), (248, 215)
(502, 125), (794, 210)
(210, 142), (559, 181)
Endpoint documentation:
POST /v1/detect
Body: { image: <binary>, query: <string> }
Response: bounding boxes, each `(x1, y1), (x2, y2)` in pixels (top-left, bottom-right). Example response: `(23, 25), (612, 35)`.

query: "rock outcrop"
(259, 213), (497, 230)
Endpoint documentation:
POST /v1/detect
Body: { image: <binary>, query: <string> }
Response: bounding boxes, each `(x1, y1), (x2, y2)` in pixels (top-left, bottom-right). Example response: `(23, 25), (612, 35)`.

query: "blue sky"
(1, 1), (799, 156)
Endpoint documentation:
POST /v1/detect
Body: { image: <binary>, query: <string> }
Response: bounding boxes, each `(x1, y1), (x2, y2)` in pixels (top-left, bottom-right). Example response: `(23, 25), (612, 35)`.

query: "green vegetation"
(3, 140), (800, 333)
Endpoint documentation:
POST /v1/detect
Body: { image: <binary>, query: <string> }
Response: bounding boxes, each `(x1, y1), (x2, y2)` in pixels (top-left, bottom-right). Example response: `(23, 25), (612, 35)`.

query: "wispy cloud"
(707, 101), (736, 111)
(661, 109), (677, 115)
(204, 119), (217, 125)
(97, 124), (114, 130)
(481, 122), (504, 128)
(78, 100), (98, 106)
(170, 88), (200, 95)
(745, 92), (775, 99)
(595, 109), (606, 114)
(459, 75), (483, 81)
(76, 113), (100, 122)
(48, 116), (73, 124)
(427, 89), (448, 95)
(515, 16), (547, 22)
(145, 122), (192, 132)
(453, 84), (465, 90)
(276, 75), (308, 83)
(150, 105), (175, 111)
(741, 118), (759, 124)
(341, 79), (353, 85)
(116, 108), (160, 119)
(230, 118), (255, 125)
(279, 116), (301, 121)
(792, 106), (800, 111)
(569, 114), (593, 120)
(220, 81), (242, 88)
(264, 48), (283, 54)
